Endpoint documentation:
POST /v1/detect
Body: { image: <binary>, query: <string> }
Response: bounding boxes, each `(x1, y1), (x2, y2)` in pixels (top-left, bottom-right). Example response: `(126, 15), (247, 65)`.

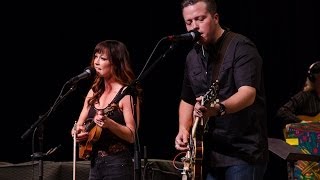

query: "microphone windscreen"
(189, 30), (201, 41)
(84, 66), (96, 77)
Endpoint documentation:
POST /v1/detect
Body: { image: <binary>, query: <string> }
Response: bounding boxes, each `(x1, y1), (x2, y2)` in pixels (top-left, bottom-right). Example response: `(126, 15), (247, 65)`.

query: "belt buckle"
(98, 151), (108, 157)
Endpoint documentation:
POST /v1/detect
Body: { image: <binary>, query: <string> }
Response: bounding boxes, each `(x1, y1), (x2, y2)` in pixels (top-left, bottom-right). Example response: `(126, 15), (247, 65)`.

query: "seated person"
(276, 61), (320, 132)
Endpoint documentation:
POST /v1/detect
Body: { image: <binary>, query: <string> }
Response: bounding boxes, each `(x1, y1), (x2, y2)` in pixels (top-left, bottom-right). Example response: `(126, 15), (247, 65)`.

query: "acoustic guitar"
(78, 118), (102, 160)
(182, 80), (219, 180)
(297, 113), (320, 123)
(78, 104), (117, 160)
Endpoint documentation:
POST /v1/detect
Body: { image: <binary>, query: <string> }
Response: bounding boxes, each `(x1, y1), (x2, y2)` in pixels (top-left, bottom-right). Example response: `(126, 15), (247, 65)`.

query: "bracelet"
(217, 102), (226, 117)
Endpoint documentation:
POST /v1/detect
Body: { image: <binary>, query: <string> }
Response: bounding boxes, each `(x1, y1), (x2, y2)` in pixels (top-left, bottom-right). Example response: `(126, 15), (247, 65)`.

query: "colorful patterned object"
(286, 122), (320, 180)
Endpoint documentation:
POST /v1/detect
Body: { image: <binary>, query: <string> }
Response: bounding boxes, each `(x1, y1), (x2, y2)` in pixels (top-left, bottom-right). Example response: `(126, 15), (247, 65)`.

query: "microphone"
(67, 66), (96, 84)
(166, 30), (201, 42)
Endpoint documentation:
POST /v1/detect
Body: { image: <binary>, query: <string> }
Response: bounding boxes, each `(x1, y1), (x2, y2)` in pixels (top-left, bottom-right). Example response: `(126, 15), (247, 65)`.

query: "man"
(174, 0), (269, 179)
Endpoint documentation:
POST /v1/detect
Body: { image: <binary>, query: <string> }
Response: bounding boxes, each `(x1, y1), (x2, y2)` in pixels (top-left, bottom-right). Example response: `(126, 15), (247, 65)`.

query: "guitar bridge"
(181, 150), (194, 178)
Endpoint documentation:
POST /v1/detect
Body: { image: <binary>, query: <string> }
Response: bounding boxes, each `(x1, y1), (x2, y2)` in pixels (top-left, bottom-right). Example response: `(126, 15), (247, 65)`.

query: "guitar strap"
(110, 86), (127, 104)
(202, 30), (237, 177)
(211, 30), (237, 82)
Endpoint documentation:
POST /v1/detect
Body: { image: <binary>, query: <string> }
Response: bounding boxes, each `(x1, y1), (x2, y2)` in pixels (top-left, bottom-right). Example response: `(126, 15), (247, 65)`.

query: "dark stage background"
(2, 0), (319, 179)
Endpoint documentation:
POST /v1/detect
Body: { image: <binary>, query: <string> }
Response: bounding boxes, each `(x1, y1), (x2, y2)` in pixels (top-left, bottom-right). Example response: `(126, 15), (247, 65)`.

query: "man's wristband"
(217, 102), (226, 117)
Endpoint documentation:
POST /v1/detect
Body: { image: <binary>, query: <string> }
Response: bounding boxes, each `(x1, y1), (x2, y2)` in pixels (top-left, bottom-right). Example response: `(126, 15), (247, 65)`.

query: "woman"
(71, 40), (141, 180)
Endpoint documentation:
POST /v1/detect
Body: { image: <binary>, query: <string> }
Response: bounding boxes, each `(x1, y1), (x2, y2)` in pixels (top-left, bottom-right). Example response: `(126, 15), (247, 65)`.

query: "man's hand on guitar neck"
(193, 97), (204, 118)
(194, 96), (221, 118)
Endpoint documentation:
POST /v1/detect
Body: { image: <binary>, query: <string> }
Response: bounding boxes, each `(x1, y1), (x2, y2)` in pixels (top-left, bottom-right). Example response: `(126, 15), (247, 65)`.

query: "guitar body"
(78, 119), (102, 160)
(193, 119), (204, 180)
(78, 105), (117, 160)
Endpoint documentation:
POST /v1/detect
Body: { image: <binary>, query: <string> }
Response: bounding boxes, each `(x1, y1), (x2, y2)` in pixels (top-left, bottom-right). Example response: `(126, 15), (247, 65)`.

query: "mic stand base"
(31, 152), (44, 180)
(134, 150), (141, 180)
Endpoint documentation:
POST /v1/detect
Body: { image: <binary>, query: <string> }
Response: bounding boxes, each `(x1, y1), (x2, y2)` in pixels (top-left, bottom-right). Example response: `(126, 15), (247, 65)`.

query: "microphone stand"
(21, 82), (79, 180)
(114, 40), (178, 180)
(134, 42), (178, 180)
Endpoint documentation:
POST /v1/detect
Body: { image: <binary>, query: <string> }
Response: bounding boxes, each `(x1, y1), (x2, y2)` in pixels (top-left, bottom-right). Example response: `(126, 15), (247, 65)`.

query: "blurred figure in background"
(277, 61), (320, 127)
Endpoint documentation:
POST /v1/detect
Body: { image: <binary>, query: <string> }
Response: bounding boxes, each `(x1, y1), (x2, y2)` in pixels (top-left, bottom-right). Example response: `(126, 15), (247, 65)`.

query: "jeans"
(205, 163), (267, 180)
(89, 152), (134, 180)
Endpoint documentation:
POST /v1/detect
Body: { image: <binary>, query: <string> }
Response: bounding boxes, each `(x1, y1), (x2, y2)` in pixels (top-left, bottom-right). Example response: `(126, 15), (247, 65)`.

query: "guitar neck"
(192, 96), (206, 138)
(84, 118), (96, 132)
(191, 117), (200, 138)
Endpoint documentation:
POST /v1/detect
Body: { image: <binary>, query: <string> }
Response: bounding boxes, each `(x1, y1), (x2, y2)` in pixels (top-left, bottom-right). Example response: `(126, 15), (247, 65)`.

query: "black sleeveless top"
(86, 87), (132, 157)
